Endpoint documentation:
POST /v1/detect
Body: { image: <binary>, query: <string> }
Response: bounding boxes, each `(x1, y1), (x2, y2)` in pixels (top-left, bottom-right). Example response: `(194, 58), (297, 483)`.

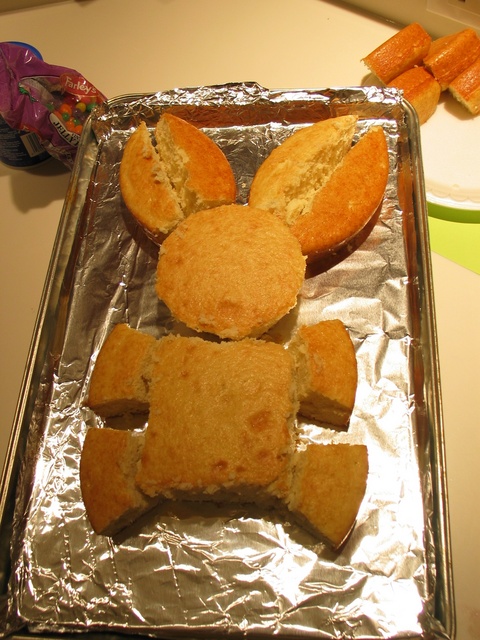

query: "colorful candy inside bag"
(0, 42), (106, 168)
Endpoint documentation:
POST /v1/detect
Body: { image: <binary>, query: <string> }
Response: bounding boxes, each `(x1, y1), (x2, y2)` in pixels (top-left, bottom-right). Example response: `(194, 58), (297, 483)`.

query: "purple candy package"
(0, 43), (106, 168)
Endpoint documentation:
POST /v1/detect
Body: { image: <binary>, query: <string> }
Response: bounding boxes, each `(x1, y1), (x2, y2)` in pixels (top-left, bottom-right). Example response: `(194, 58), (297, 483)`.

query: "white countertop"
(0, 1), (479, 638)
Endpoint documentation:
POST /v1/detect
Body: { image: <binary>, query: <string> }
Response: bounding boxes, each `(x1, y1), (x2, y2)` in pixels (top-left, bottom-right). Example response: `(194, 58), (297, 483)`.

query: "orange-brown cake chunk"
(388, 66), (441, 124)
(80, 428), (155, 536)
(449, 56), (480, 115)
(362, 22), (432, 84)
(286, 443), (369, 549)
(424, 28), (480, 90)
(249, 115), (358, 225)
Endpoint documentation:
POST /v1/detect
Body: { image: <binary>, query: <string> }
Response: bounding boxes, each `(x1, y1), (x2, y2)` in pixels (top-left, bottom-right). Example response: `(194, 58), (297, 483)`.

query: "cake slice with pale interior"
(120, 113), (236, 242)
(290, 125), (389, 264)
(80, 428), (157, 536)
(86, 323), (156, 417)
(289, 320), (358, 428)
(249, 115), (358, 225)
(285, 443), (369, 549)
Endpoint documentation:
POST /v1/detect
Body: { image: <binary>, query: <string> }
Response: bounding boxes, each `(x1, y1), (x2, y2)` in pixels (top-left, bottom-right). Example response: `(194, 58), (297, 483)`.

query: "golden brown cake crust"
(119, 114), (236, 242)
(388, 66), (441, 124)
(156, 204), (306, 340)
(424, 28), (480, 90)
(287, 443), (369, 549)
(290, 320), (358, 427)
(82, 329), (369, 544)
(119, 121), (183, 241)
(86, 324), (156, 417)
(449, 56), (480, 115)
(80, 428), (152, 536)
(362, 22), (432, 84)
(291, 126), (389, 263)
(248, 115), (358, 226)
(136, 335), (296, 499)
(159, 113), (236, 207)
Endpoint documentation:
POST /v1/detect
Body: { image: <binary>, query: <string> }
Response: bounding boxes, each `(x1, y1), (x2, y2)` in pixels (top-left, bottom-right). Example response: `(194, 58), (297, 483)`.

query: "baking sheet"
(0, 83), (454, 639)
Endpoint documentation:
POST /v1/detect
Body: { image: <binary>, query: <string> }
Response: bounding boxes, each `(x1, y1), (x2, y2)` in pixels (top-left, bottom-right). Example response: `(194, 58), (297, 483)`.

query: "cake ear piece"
(249, 115), (358, 226)
(119, 114), (236, 243)
(290, 126), (389, 265)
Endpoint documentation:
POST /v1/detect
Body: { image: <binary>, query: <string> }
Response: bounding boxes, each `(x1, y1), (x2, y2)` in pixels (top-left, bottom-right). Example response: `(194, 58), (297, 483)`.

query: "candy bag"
(0, 42), (106, 168)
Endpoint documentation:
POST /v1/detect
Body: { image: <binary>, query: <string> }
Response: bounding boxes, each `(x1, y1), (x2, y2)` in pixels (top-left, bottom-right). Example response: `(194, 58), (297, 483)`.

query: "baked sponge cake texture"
(286, 443), (369, 549)
(361, 22), (432, 84)
(387, 66), (441, 125)
(249, 117), (389, 264)
(424, 28), (480, 91)
(80, 428), (156, 536)
(156, 204), (306, 340)
(290, 125), (389, 263)
(249, 115), (358, 225)
(86, 323), (156, 417)
(289, 320), (358, 427)
(82, 326), (368, 548)
(449, 56), (480, 115)
(119, 113), (236, 242)
(135, 335), (296, 502)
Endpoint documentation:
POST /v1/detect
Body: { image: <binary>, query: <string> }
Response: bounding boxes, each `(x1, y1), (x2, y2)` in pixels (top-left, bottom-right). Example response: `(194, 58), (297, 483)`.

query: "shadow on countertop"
(0, 156), (71, 214)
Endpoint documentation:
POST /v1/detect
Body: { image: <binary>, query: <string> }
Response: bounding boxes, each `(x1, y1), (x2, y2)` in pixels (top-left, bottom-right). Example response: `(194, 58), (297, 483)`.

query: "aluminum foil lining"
(2, 83), (451, 639)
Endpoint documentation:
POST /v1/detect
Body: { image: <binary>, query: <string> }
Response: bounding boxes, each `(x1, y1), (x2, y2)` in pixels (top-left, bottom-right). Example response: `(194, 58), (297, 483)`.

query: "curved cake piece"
(424, 28), (480, 91)
(289, 320), (358, 427)
(362, 22), (432, 84)
(86, 323), (156, 417)
(249, 115), (358, 225)
(80, 428), (156, 536)
(285, 443), (369, 549)
(135, 335), (296, 501)
(290, 125), (389, 264)
(156, 204), (306, 340)
(119, 113), (236, 242)
(388, 66), (441, 124)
